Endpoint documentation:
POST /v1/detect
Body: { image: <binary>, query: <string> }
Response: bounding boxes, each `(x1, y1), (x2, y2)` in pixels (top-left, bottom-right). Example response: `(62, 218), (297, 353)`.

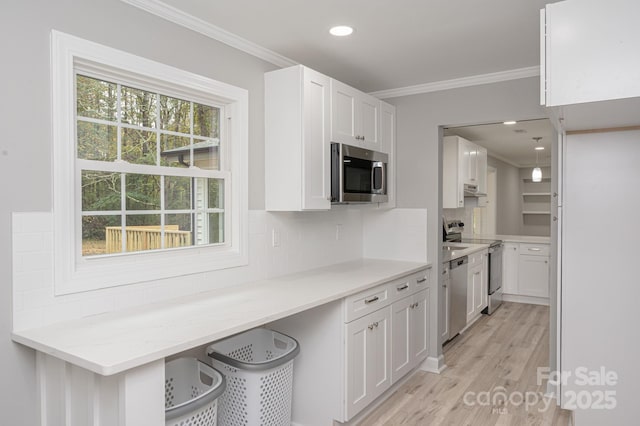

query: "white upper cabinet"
(542, 0), (640, 107)
(443, 135), (488, 208)
(331, 79), (381, 150)
(380, 101), (396, 207)
(443, 136), (464, 209)
(265, 65), (331, 211)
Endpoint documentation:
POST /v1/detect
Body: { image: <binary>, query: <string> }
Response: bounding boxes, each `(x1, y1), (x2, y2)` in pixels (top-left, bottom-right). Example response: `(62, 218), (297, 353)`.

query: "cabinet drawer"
(344, 284), (390, 323)
(412, 268), (431, 291)
(389, 269), (431, 302)
(520, 243), (549, 256)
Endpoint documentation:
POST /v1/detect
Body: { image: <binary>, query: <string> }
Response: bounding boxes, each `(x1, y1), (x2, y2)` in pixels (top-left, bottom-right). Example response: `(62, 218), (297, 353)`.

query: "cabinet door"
(302, 69), (331, 210)
(331, 79), (358, 145)
(477, 146), (487, 194)
(467, 267), (482, 322)
(411, 290), (429, 362)
(518, 255), (550, 298)
(443, 136), (464, 209)
(391, 296), (412, 383)
(360, 94), (380, 150)
(440, 267), (450, 342)
(368, 306), (391, 401)
(345, 314), (371, 419)
(345, 306), (391, 420)
(460, 139), (473, 185)
(502, 243), (519, 294)
(480, 252), (488, 310)
(544, 1), (640, 106)
(472, 265), (483, 314)
(380, 102), (395, 207)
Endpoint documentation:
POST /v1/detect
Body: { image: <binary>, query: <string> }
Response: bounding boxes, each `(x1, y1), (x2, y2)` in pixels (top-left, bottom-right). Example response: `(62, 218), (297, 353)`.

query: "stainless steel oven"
(331, 143), (388, 203)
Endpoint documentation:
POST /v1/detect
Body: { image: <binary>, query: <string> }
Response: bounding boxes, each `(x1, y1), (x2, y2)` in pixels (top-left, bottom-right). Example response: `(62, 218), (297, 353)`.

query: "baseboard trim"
(502, 294), (549, 306)
(419, 355), (447, 374)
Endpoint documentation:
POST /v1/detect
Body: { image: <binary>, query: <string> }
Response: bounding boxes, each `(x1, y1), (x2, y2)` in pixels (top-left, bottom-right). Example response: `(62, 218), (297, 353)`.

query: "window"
(52, 31), (248, 294)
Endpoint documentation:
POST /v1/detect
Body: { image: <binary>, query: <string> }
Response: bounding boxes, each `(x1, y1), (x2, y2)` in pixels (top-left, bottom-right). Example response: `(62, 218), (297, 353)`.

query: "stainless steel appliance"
(448, 256), (468, 340)
(331, 143), (388, 203)
(440, 261), (450, 342)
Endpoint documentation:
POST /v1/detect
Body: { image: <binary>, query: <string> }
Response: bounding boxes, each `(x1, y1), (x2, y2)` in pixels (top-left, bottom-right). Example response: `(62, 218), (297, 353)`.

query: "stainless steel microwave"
(331, 143), (388, 203)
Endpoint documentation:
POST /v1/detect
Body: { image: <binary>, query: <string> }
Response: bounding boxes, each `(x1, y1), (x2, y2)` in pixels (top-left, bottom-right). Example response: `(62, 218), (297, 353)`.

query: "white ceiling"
(159, 0), (560, 93)
(444, 119), (556, 167)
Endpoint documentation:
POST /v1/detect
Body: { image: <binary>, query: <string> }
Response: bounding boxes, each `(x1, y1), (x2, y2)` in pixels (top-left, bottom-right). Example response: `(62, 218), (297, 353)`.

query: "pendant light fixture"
(532, 137), (542, 182)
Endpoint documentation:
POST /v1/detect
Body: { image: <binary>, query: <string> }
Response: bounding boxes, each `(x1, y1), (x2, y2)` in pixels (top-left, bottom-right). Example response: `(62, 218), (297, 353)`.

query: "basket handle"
(165, 362), (226, 422)
(209, 332), (300, 371)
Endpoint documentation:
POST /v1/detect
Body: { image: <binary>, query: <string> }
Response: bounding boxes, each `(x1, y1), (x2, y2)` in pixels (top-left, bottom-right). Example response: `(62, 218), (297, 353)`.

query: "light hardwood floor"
(360, 302), (572, 426)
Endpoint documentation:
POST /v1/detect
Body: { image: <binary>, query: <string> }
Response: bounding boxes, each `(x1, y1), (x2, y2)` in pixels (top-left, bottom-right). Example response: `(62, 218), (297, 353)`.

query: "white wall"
(488, 155), (521, 235)
(0, 0), (359, 423)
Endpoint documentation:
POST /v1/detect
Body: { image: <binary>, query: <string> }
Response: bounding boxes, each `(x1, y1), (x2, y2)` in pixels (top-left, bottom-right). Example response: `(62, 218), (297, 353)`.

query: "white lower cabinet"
(518, 255), (550, 298)
(466, 250), (488, 323)
(502, 242), (550, 303)
(269, 267), (432, 424)
(502, 243), (520, 294)
(391, 289), (429, 384)
(345, 305), (391, 419)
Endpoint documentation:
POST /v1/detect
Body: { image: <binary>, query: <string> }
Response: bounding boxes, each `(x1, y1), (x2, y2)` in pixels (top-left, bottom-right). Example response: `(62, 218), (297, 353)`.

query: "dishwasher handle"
(450, 256), (468, 269)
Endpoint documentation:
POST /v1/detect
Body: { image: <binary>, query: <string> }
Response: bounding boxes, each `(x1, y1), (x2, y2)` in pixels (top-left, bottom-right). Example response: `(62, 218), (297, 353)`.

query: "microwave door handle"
(371, 161), (386, 195)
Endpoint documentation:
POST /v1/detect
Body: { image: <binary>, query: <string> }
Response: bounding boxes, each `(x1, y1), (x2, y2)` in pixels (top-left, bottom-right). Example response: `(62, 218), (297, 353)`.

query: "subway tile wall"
(11, 209), (365, 331)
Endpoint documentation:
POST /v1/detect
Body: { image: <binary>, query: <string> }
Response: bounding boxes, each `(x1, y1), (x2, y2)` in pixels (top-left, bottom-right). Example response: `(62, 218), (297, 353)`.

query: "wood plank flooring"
(360, 302), (573, 426)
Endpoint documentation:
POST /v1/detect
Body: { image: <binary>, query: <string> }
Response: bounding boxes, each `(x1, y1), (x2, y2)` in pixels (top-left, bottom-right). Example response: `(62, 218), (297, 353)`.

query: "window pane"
(166, 214), (193, 248)
(207, 178), (224, 209)
(193, 139), (220, 171)
(160, 95), (190, 134)
(165, 176), (191, 210)
(208, 213), (224, 244)
(76, 75), (117, 121)
(193, 103), (220, 138)
(125, 215), (161, 252)
(125, 174), (160, 210)
(160, 134), (191, 168)
(122, 128), (157, 165)
(82, 215), (122, 256)
(121, 85), (157, 128)
(81, 171), (121, 211)
(77, 121), (117, 161)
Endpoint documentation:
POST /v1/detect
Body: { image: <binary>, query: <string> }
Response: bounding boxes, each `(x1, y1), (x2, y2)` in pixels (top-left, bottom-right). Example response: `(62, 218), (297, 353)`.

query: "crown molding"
(369, 66), (540, 99)
(121, 0), (298, 68)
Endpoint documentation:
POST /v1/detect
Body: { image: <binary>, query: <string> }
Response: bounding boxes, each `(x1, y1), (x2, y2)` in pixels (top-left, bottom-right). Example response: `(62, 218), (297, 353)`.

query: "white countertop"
(469, 234), (551, 244)
(442, 243), (489, 262)
(12, 259), (430, 376)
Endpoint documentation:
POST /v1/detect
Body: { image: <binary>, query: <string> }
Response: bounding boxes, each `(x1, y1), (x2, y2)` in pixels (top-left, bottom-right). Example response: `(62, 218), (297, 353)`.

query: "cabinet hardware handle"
(417, 277), (427, 283)
(397, 284), (409, 291)
(553, 192), (558, 198)
(528, 248), (542, 252)
(553, 216), (557, 221)
(365, 296), (379, 304)
(443, 284), (447, 288)
(374, 321), (379, 328)
(442, 270), (447, 275)
(368, 324), (375, 330)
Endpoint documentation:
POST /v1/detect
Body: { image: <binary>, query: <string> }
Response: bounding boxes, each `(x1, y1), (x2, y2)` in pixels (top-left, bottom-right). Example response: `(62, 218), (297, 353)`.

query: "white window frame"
(52, 31), (248, 295)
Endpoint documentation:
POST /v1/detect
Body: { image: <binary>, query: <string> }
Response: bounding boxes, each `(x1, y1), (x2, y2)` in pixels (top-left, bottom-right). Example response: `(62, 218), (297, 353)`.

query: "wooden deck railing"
(105, 225), (191, 253)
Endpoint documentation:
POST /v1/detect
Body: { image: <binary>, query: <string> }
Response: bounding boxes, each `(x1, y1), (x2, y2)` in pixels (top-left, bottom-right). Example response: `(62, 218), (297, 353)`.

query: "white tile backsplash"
(11, 208), (373, 330)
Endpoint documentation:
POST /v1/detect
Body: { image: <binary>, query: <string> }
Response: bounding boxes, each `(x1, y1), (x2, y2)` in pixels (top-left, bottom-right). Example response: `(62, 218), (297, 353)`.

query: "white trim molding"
(369, 66), (541, 99)
(420, 355), (447, 374)
(121, 0), (297, 68)
(51, 30), (249, 295)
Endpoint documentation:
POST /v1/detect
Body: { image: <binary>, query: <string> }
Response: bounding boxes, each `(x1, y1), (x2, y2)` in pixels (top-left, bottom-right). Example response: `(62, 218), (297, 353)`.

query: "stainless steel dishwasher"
(449, 256), (468, 340)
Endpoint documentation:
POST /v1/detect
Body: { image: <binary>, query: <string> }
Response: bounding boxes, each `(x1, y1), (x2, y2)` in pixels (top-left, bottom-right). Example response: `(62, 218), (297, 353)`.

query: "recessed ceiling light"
(330, 25), (354, 37)
(503, 121), (517, 125)
(535, 146), (545, 151)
